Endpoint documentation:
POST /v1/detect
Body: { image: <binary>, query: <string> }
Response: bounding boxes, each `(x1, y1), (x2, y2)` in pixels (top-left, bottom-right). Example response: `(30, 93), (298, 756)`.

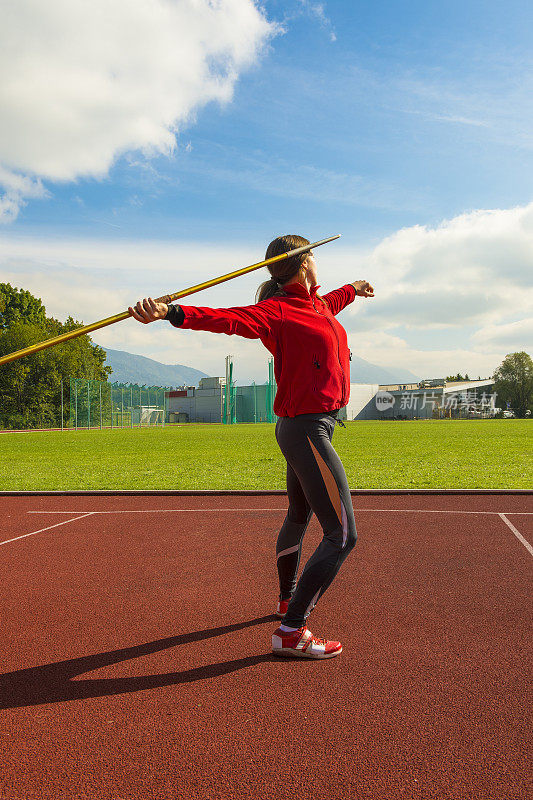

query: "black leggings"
(274, 413), (357, 628)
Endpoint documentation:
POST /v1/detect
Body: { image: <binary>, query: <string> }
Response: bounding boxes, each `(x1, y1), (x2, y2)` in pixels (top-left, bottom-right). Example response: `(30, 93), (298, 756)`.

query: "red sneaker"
(272, 625), (343, 659)
(276, 598), (291, 618)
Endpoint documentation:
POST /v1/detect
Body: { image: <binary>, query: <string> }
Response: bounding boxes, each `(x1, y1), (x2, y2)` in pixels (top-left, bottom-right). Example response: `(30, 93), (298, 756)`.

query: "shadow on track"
(0, 615), (278, 710)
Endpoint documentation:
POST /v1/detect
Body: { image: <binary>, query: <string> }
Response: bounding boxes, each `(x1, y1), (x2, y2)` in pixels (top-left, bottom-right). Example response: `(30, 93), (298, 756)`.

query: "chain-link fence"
(68, 379), (168, 429)
(4, 361), (276, 430)
(222, 356), (276, 424)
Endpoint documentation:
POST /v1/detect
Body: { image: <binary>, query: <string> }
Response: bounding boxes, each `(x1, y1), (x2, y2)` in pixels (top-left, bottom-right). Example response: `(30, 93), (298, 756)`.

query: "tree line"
(0, 283), (111, 429)
(444, 357), (533, 417)
(493, 352), (533, 417)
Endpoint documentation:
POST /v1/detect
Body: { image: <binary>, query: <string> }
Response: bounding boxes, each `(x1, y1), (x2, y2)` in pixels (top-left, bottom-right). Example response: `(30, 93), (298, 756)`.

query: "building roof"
(443, 379), (494, 394)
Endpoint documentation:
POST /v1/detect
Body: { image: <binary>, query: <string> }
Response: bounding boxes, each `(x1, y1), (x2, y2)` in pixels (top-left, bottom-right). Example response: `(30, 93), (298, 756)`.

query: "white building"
(167, 377), (225, 423)
(372, 379), (497, 420)
(339, 384), (381, 421)
(166, 375), (498, 423)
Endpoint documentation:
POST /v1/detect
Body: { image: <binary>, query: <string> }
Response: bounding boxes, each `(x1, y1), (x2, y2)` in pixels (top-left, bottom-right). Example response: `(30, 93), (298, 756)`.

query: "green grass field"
(0, 419), (530, 490)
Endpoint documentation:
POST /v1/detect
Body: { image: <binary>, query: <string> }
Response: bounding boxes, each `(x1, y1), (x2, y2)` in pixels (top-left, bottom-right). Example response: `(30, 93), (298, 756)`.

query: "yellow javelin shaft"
(0, 235), (340, 366)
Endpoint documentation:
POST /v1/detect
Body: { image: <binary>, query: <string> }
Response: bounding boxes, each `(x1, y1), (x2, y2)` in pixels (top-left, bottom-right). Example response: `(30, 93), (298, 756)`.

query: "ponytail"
(255, 277), (286, 303)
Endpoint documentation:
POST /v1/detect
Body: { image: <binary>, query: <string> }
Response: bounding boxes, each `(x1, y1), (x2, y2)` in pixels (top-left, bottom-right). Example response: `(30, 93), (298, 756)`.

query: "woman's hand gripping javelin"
(129, 298), (169, 324)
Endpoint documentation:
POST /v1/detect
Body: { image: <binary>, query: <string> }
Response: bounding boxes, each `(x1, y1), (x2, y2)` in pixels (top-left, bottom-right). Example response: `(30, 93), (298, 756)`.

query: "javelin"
(0, 235), (341, 366)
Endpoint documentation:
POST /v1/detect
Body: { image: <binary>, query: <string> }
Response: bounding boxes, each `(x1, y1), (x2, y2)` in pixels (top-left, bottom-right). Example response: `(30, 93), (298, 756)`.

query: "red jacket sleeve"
(321, 284), (357, 316)
(177, 298), (280, 340)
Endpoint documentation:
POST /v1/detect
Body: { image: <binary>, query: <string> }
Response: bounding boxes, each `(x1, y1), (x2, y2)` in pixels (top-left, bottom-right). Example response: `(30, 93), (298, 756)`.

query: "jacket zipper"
(311, 296), (347, 404)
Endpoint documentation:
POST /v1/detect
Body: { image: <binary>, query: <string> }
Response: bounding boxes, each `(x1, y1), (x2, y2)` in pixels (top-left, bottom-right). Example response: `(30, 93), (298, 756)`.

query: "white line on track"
(1, 513), (95, 546)
(499, 513), (533, 557)
(27, 508), (533, 515)
(9, 509), (533, 556)
(26, 508), (289, 514)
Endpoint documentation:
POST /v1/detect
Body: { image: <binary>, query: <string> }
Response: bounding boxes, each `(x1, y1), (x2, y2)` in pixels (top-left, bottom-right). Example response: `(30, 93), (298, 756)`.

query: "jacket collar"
(282, 282), (321, 299)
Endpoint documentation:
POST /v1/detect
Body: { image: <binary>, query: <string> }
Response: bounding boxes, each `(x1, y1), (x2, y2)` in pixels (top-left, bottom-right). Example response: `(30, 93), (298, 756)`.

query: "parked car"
(502, 410), (515, 418)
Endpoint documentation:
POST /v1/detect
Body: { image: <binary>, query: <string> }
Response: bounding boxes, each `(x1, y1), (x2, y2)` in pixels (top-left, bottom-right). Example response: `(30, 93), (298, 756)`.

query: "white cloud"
(0, 166), (48, 222)
(0, 236), (258, 313)
(0, 235), (274, 380)
(344, 202), (533, 327)
(471, 318), (533, 353)
(331, 203), (533, 375)
(1, 201), (532, 381)
(297, 1), (336, 41)
(346, 330), (502, 379)
(0, 0), (277, 220)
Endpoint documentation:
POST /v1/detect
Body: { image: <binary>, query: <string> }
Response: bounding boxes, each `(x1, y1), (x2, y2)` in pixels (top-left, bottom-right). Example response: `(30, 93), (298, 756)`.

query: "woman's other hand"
(129, 297), (169, 324)
(352, 280), (374, 298)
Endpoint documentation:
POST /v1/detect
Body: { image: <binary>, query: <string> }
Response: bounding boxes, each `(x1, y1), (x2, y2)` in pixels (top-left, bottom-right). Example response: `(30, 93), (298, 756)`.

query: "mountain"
(236, 355), (420, 386)
(349, 354), (420, 385)
(103, 347), (420, 389)
(103, 348), (208, 388)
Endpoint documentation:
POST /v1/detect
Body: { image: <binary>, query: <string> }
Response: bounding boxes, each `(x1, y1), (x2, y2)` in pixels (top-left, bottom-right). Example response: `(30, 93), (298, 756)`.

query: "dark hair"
(255, 234), (311, 303)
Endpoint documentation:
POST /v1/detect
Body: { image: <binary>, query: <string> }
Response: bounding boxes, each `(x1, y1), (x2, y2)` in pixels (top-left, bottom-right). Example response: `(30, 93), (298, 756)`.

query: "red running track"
(0, 492), (531, 800)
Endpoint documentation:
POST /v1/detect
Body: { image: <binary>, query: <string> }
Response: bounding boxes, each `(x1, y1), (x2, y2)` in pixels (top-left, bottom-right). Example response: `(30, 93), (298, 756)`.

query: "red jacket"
(174, 282), (356, 417)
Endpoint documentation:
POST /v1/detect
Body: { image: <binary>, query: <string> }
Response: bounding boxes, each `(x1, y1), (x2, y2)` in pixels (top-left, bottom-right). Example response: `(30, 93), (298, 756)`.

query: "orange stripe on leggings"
(306, 435), (343, 525)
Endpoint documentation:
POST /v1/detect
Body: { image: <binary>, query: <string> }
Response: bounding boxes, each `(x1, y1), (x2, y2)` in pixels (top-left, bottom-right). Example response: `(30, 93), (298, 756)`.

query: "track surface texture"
(1, 492), (531, 800)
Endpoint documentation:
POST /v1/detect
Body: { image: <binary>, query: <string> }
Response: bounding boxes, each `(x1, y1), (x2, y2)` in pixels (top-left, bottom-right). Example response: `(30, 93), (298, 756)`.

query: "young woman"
(129, 234), (374, 659)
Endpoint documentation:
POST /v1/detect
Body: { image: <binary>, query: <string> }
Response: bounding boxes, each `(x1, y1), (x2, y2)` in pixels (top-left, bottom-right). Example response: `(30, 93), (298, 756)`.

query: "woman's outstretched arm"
(321, 281), (374, 316)
(129, 296), (280, 340)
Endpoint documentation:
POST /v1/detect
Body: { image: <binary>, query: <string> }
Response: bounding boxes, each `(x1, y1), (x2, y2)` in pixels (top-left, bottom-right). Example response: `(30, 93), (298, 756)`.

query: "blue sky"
(14, 0), (533, 239)
(1, 0), (532, 381)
